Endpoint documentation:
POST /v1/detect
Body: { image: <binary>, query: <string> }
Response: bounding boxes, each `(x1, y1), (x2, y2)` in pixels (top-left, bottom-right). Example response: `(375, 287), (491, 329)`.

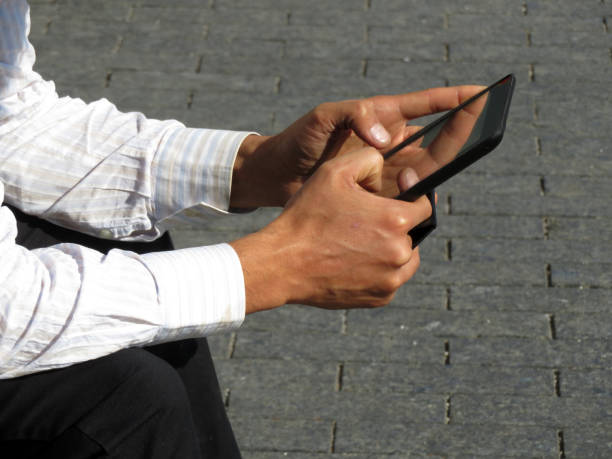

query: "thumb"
(342, 147), (384, 193)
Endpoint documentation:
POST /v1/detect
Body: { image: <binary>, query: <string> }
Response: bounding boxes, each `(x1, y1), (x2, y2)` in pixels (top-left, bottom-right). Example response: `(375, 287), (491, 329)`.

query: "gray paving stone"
(233, 330), (443, 364)
(229, 416), (331, 453)
(214, 358), (336, 394)
(556, 312), (612, 339)
(412, 259), (545, 287)
(449, 192), (611, 218)
(333, 422), (557, 456)
(435, 215), (544, 239)
(551, 262), (612, 287)
(528, 16), (609, 47)
(450, 285), (612, 313)
(343, 362), (552, 396)
(452, 394), (612, 426)
(451, 337), (556, 367)
(228, 391), (442, 425)
(451, 238), (612, 264)
(347, 308), (549, 338)
(526, 0), (610, 18)
(563, 368), (612, 397)
(564, 426), (612, 458)
(241, 305), (344, 334)
(454, 337), (612, 369)
(447, 15), (529, 46)
(449, 43), (609, 65)
(108, 69), (277, 94)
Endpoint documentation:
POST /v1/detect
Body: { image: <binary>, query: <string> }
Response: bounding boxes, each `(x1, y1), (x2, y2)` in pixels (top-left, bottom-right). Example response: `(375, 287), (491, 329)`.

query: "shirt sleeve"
(0, 181), (245, 379)
(0, 0), (254, 242)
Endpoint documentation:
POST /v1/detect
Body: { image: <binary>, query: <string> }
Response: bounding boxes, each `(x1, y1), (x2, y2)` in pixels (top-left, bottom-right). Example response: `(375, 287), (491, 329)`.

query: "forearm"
(0, 192), (245, 378)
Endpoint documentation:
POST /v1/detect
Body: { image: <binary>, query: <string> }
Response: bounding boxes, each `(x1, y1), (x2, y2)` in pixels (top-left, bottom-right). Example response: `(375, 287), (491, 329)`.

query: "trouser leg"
(0, 348), (201, 459)
(5, 205), (242, 458)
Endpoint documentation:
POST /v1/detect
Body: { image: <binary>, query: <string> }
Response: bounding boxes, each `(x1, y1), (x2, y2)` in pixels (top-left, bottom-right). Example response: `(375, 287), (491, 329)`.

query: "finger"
(397, 247), (421, 284)
(340, 147), (384, 193)
(318, 99), (392, 149)
(397, 167), (420, 192)
(394, 193), (434, 231)
(392, 85), (485, 120)
(425, 90), (488, 166)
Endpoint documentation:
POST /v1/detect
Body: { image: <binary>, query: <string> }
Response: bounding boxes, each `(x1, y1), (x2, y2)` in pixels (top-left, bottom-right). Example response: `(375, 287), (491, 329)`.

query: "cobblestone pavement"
(29, 0), (612, 457)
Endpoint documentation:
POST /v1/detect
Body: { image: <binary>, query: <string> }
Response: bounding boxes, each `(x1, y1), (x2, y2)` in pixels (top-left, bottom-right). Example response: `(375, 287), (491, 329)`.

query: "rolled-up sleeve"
(0, 182), (245, 379)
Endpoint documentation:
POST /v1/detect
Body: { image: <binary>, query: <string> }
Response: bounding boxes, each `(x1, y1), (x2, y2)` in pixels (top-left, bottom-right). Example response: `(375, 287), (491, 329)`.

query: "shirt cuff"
(141, 243), (245, 342)
(151, 127), (256, 226)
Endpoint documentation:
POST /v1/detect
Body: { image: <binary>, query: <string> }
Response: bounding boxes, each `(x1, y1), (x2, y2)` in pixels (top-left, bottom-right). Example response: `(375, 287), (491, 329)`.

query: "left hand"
(230, 85), (484, 208)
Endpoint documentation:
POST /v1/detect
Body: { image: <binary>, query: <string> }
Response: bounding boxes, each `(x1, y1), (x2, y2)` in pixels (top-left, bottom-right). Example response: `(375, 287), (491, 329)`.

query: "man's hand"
(230, 85), (484, 208)
(229, 147), (432, 314)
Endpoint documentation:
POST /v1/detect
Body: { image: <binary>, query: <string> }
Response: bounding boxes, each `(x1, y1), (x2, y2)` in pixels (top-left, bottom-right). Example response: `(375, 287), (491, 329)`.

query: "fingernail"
(399, 168), (419, 191)
(370, 123), (390, 144)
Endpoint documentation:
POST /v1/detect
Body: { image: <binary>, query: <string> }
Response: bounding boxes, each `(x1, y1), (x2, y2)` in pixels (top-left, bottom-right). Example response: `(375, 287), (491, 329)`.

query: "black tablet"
(387, 74), (515, 203)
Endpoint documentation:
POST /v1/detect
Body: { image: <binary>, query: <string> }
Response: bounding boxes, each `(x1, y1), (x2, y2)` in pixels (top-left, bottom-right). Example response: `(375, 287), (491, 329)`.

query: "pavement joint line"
(545, 264), (553, 288)
(557, 430), (566, 459)
(532, 101), (539, 122)
(335, 363), (344, 392)
(542, 216), (550, 239)
(195, 55), (203, 74)
(535, 136), (542, 155)
(444, 394), (452, 424)
(329, 420), (337, 453)
(364, 0), (372, 11)
(529, 63), (535, 82)
(443, 13), (449, 29)
(445, 287), (451, 311)
(360, 59), (368, 78)
(443, 43), (450, 62)
(553, 369), (561, 397)
(363, 24), (369, 44)
(274, 77), (281, 94)
(539, 177), (546, 196)
(201, 24), (209, 40)
(223, 388), (231, 408)
(603, 17), (609, 33)
(125, 6), (134, 23)
(227, 332), (237, 359)
(526, 31), (532, 47)
(186, 91), (194, 109)
(104, 71), (112, 89)
(547, 313), (557, 339)
(285, 12), (291, 26)
(341, 310), (348, 334)
(111, 36), (124, 55)
(444, 340), (451, 365)
(445, 195), (452, 215)
(521, 2), (528, 16)
(445, 239), (452, 261)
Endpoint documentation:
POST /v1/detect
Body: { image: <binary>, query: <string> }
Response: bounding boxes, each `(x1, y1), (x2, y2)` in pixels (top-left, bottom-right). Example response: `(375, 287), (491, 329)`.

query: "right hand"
(229, 147), (433, 314)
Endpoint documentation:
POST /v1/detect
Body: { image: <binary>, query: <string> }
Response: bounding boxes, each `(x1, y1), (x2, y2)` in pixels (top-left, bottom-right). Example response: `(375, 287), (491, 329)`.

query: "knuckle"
(353, 99), (373, 118)
(385, 212), (410, 230)
(381, 273), (403, 294)
(388, 242), (411, 267)
(311, 103), (331, 124)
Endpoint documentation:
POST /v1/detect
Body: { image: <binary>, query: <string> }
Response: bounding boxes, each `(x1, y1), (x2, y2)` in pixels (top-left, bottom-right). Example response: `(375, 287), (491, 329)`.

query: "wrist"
(231, 134), (292, 208)
(229, 222), (301, 314)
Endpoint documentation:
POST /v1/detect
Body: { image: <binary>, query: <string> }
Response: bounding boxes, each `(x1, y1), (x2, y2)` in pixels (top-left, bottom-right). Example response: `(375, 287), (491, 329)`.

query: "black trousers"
(0, 206), (241, 459)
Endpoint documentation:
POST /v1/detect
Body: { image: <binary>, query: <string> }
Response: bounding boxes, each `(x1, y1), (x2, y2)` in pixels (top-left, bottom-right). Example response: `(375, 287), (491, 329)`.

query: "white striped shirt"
(0, 0), (248, 378)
